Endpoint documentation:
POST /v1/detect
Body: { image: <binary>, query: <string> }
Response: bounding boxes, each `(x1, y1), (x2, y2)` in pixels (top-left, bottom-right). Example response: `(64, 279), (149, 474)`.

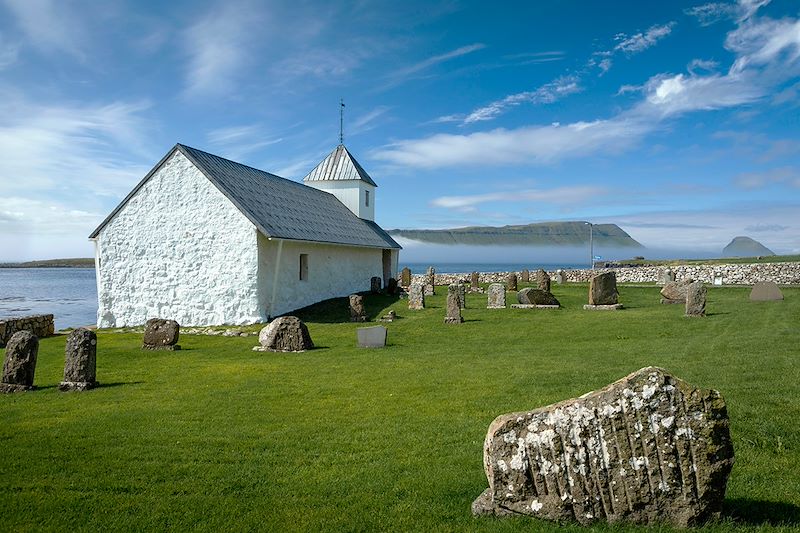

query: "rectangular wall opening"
(299, 254), (308, 281)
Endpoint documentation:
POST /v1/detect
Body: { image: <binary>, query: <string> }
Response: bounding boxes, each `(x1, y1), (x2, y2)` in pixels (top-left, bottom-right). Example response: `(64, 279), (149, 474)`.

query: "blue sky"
(1, 0), (799, 261)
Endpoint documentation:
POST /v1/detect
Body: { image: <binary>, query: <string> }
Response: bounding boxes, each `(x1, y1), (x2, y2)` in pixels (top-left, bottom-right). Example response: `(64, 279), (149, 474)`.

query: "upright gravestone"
(749, 281), (783, 301)
(349, 294), (367, 322)
(472, 367), (735, 527)
(0, 331), (38, 393)
(516, 288), (560, 307)
(357, 325), (388, 348)
(425, 266), (436, 296)
(535, 269), (551, 292)
(487, 283), (506, 309)
(458, 284), (467, 309)
(253, 316), (314, 352)
(370, 276), (382, 294)
(400, 267), (412, 288)
(142, 318), (181, 350)
(408, 283), (425, 310)
(60, 328), (98, 391)
(553, 269), (565, 284)
(686, 281), (707, 317)
(660, 279), (694, 304)
(520, 269), (530, 283)
(386, 277), (399, 295)
(584, 272), (621, 309)
(445, 284), (464, 324)
(470, 272), (480, 292)
(659, 268), (676, 285)
(506, 273), (518, 291)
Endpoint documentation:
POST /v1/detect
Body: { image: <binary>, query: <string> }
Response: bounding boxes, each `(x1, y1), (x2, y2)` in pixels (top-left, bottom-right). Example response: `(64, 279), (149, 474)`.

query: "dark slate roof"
(302, 144), (378, 187)
(89, 144), (400, 249)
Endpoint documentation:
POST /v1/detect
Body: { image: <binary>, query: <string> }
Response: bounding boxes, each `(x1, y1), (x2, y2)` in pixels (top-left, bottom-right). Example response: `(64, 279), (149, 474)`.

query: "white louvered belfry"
(303, 144), (376, 221)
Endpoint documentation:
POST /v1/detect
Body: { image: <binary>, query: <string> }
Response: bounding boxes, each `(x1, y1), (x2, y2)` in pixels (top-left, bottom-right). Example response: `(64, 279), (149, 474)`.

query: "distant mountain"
(388, 221), (644, 247)
(722, 236), (775, 257)
(0, 258), (94, 268)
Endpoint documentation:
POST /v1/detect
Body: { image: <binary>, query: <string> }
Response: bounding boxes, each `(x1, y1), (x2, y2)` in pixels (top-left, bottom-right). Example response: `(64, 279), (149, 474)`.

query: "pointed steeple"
(303, 144), (377, 221)
(303, 144), (377, 187)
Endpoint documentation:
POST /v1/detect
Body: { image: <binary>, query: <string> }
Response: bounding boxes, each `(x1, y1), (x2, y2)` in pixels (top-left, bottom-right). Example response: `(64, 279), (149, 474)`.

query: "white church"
(89, 143), (401, 327)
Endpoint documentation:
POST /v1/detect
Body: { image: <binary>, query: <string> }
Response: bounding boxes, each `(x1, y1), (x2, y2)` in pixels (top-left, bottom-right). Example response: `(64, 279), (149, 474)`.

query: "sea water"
(0, 268), (97, 330)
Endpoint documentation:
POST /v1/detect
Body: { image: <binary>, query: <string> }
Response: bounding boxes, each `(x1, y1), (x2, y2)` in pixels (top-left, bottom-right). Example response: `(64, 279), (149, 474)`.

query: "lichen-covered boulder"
(686, 282), (707, 317)
(1, 331), (38, 392)
(349, 294), (367, 322)
(142, 318), (180, 350)
(536, 269), (551, 292)
(589, 272), (618, 305)
(60, 328), (98, 391)
(473, 367), (734, 527)
(660, 279), (694, 302)
(517, 288), (560, 306)
(255, 317), (314, 352)
(408, 283), (425, 310)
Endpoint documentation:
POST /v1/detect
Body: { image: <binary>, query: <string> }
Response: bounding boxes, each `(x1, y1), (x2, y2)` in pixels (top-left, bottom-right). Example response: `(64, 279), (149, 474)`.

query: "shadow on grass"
(96, 381), (144, 389)
(292, 293), (403, 324)
(724, 498), (800, 526)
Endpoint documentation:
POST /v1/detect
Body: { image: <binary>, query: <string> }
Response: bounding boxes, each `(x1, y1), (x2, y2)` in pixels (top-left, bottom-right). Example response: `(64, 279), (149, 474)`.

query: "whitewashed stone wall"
(257, 234), (387, 318)
(95, 151), (261, 327)
(420, 261), (800, 286)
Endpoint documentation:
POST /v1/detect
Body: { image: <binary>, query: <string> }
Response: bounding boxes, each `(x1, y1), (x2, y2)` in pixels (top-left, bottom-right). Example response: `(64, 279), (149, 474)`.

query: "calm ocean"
(0, 268), (97, 330)
(0, 262), (589, 329)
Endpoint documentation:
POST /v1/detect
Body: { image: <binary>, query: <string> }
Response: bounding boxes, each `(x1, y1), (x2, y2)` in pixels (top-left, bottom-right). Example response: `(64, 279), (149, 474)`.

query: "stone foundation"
(0, 315), (54, 348)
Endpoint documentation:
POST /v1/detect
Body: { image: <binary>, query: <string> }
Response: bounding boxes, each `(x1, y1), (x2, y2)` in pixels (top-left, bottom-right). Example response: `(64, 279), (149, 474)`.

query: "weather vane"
(339, 98), (345, 145)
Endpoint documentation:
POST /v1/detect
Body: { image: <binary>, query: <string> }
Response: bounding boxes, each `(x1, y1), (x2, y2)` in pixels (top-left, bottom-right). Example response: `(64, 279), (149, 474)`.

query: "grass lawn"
(1, 283), (799, 532)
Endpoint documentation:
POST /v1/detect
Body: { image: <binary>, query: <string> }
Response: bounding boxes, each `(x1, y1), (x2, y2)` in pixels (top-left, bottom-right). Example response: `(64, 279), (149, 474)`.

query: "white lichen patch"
(662, 416), (675, 428)
(642, 384), (657, 399)
(531, 500), (543, 512)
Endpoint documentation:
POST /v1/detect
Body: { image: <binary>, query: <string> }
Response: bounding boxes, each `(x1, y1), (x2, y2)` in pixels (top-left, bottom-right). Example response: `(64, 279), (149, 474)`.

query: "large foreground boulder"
(473, 367), (734, 527)
(588, 272), (618, 305)
(255, 317), (314, 352)
(142, 318), (180, 350)
(1, 331), (38, 393)
(517, 288), (560, 306)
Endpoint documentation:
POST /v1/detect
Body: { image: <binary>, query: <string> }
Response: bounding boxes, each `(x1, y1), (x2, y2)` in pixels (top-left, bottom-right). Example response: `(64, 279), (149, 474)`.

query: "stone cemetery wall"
(0, 315), (55, 347)
(412, 261), (800, 287)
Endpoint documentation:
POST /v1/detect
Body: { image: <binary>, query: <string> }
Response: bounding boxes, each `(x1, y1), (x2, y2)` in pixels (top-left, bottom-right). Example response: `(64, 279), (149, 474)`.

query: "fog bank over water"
(396, 238), (726, 265)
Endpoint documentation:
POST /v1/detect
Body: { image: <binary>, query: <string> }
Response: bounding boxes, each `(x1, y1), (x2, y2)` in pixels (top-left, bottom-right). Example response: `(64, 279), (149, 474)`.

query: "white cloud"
(0, 32), (19, 69)
(389, 43), (486, 81)
(463, 76), (581, 124)
(1, 0), (87, 59)
(430, 186), (607, 212)
(734, 167), (800, 189)
(614, 22), (676, 54)
(182, 1), (264, 97)
(350, 106), (390, 136)
(685, 0), (771, 26)
(206, 124), (283, 160)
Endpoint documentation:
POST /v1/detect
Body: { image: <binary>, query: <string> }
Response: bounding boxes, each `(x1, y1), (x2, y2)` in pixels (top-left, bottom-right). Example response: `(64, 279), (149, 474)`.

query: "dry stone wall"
(0, 315), (54, 347)
(412, 262), (800, 287)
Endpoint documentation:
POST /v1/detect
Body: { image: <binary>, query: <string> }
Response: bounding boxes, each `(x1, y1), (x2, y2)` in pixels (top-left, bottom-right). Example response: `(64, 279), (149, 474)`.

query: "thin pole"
(589, 223), (594, 270)
(339, 98), (345, 144)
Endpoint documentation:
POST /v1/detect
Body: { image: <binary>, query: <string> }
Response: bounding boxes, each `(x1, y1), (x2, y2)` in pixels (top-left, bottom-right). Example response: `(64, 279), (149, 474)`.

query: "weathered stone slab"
(1, 331), (38, 393)
(685, 282), (706, 317)
(370, 276), (382, 294)
(554, 269), (565, 284)
(470, 271), (480, 291)
(445, 284), (464, 324)
(472, 367), (735, 527)
(589, 272), (619, 305)
(60, 328), (98, 391)
(659, 269), (676, 286)
(142, 318), (180, 350)
(517, 288), (560, 307)
(583, 304), (624, 310)
(660, 279), (694, 302)
(510, 304), (560, 309)
(349, 294), (367, 322)
(458, 284), (466, 309)
(487, 283), (506, 309)
(425, 267), (436, 295)
(253, 317), (314, 352)
(386, 277), (399, 295)
(400, 267), (412, 287)
(356, 325), (387, 348)
(535, 269), (551, 292)
(506, 273), (518, 291)
(408, 283), (425, 310)
(521, 269), (530, 283)
(749, 281), (783, 301)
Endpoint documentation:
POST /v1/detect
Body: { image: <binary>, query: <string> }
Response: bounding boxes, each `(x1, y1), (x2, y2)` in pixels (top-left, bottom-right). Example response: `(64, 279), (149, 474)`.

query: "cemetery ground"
(1, 283), (799, 532)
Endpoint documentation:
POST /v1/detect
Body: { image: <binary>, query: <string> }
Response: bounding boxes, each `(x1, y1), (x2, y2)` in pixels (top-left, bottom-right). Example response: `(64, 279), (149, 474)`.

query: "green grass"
(1, 284), (799, 532)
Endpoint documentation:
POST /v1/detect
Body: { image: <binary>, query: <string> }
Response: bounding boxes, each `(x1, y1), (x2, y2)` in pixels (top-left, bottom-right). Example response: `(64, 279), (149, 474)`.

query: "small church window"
(365, 190), (370, 207)
(299, 254), (308, 281)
